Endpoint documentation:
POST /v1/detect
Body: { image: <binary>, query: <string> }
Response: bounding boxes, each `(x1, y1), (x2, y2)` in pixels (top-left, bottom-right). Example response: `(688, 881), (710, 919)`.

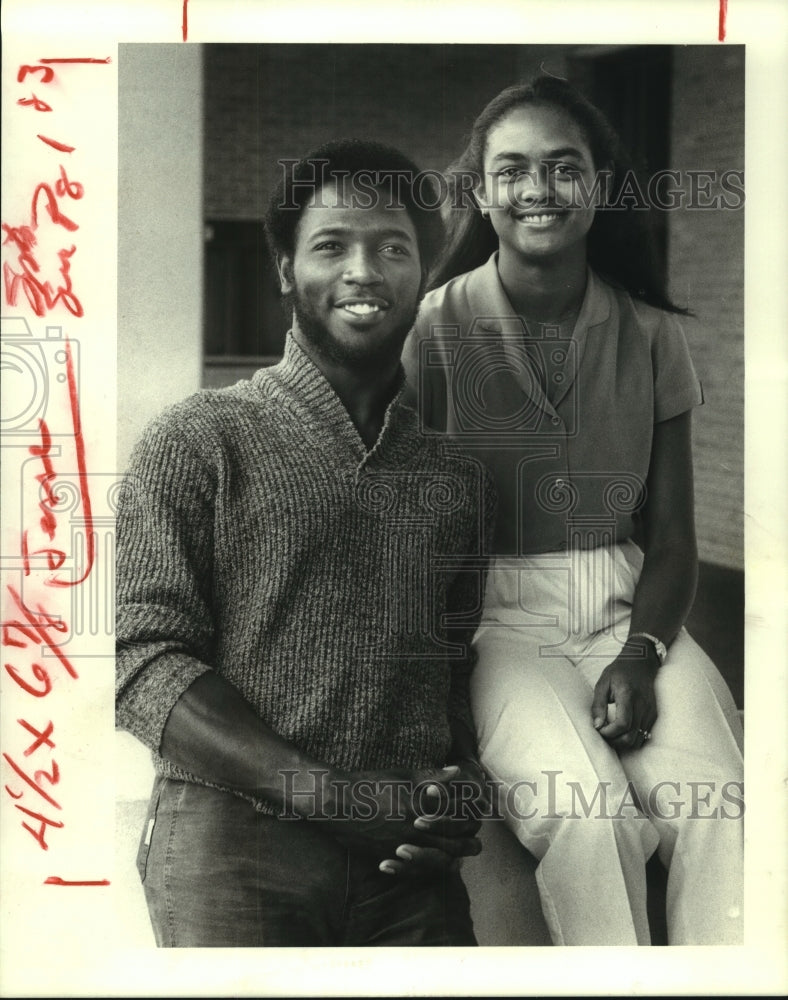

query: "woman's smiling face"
(476, 103), (604, 262)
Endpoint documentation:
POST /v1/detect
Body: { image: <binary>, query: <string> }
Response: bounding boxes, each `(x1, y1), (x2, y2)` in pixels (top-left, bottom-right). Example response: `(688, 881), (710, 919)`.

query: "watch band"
(628, 631), (668, 666)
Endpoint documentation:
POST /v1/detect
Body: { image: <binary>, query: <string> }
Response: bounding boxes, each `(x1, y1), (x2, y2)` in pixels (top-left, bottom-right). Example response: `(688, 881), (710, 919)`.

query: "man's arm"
(117, 413), (480, 865)
(160, 670), (480, 864)
(115, 414), (218, 749)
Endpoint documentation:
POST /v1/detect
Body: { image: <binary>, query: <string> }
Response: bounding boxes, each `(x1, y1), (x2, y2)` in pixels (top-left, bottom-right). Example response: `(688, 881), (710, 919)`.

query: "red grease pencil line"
(44, 877), (110, 886)
(183, 0), (189, 42)
(37, 135), (76, 153)
(719, 0), (728, 42)
(39, 58), (111, 64)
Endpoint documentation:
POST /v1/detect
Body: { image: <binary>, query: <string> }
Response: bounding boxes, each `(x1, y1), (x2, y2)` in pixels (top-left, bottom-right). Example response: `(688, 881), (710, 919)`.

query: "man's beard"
(285, 285), (422, 372)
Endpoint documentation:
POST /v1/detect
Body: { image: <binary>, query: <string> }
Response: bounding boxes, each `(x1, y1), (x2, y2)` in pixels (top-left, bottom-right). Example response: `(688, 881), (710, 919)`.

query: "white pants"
(471, 541), (744, 946)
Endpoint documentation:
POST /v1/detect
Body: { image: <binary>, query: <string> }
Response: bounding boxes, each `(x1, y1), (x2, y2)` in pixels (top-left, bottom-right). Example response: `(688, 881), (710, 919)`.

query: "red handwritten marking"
(31, 420), (59, 490)
(3, 584), (79, 681)
(22, 416), (72, 577)
(183, 0), (189, 41)
(47, 337), (95, 586)
(3, 50), (107, 866)
(38, 135), (76, 153)
(719, 0), (727, 41)
(55, 167), (84, 200)
(31, 167), (83, 230)
(22, 532), (67, 576)
(39, 58), (111, 65)
(2, 692), (61, 848)
(11, 346), (93, 584)
(3, 53), (107, 867)
(30, 419), (60, 536)
(18, 94), (53, 112)
(14, 804), (63, 850)
(17, 369), (93, 584)
(45, 877), (110, 886)
(3, 754), (60, 809)
(4, 661), (54, 698)
(30, 185), (77, 231)
(17, 65), (55, 84)
(19, 719), (56, 756)
(2, 167), (85, 317)
(2, 244), (83, 318)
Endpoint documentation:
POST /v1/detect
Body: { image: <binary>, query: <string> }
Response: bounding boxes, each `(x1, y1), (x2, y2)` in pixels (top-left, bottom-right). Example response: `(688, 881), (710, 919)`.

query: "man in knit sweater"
(116, 140), (495, 947)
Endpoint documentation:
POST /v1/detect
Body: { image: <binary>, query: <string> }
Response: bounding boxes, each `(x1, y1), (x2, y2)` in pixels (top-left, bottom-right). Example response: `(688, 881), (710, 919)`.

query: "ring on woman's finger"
(638, 728), (652, 741)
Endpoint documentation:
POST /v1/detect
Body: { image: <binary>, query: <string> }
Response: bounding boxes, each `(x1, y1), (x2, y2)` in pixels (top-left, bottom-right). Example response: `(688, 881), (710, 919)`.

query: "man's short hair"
(264, 138), (445, 275)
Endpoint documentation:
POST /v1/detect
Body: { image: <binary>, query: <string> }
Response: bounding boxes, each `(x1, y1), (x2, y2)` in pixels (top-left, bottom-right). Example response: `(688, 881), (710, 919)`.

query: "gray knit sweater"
(116, 336), (495, 808)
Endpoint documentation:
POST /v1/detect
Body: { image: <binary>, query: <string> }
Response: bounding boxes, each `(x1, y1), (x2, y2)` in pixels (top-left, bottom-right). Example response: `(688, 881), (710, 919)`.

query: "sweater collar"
(258, 334), (414, 467)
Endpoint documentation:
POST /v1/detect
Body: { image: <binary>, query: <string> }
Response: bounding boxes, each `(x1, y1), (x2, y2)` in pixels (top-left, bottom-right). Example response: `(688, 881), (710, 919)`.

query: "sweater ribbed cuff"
(117, 651), (212, 753)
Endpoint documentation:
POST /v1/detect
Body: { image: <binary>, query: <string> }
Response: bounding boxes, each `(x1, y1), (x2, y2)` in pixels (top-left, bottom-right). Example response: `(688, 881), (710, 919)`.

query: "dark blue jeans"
(137, 777), (477, 947)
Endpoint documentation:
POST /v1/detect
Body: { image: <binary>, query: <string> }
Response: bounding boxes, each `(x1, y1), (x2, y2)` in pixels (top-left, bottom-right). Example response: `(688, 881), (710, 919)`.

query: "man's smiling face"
(277, 180), (425, 369)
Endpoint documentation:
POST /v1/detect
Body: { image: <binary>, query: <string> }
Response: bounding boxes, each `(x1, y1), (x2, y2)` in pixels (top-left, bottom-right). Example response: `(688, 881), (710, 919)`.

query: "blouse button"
(551, 416), (561, 426)
(555, 477), (565, 487)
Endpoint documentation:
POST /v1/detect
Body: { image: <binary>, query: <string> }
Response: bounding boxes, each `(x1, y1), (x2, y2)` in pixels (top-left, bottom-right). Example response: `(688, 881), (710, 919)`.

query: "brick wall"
(203, 43), (567, 220)
(668, 46), (745, 569)
(203, 43), (744, 570)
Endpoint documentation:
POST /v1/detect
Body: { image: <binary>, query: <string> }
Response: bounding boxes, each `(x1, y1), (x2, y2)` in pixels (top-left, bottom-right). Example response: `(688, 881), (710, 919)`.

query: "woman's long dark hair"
(430, 76), (689, 315)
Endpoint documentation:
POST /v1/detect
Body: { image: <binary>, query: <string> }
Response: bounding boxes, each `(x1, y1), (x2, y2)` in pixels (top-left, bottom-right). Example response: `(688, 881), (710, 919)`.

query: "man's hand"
(158, 674), (485, 874)
(372, 758), (489, 877)
(591, 641), (659, 752)
(316, 765), (482, 874)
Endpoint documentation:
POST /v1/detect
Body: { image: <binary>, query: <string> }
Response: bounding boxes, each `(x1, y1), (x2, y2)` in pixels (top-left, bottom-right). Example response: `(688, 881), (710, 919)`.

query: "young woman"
(402, 77), (744, 946)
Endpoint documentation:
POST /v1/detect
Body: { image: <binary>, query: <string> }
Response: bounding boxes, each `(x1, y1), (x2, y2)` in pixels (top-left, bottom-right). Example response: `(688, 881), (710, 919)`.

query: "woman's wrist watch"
(628, 631), (668, 666)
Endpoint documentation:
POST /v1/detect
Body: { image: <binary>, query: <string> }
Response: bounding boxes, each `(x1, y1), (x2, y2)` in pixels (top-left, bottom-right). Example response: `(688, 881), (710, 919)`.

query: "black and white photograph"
(1, 2), (786, 997)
